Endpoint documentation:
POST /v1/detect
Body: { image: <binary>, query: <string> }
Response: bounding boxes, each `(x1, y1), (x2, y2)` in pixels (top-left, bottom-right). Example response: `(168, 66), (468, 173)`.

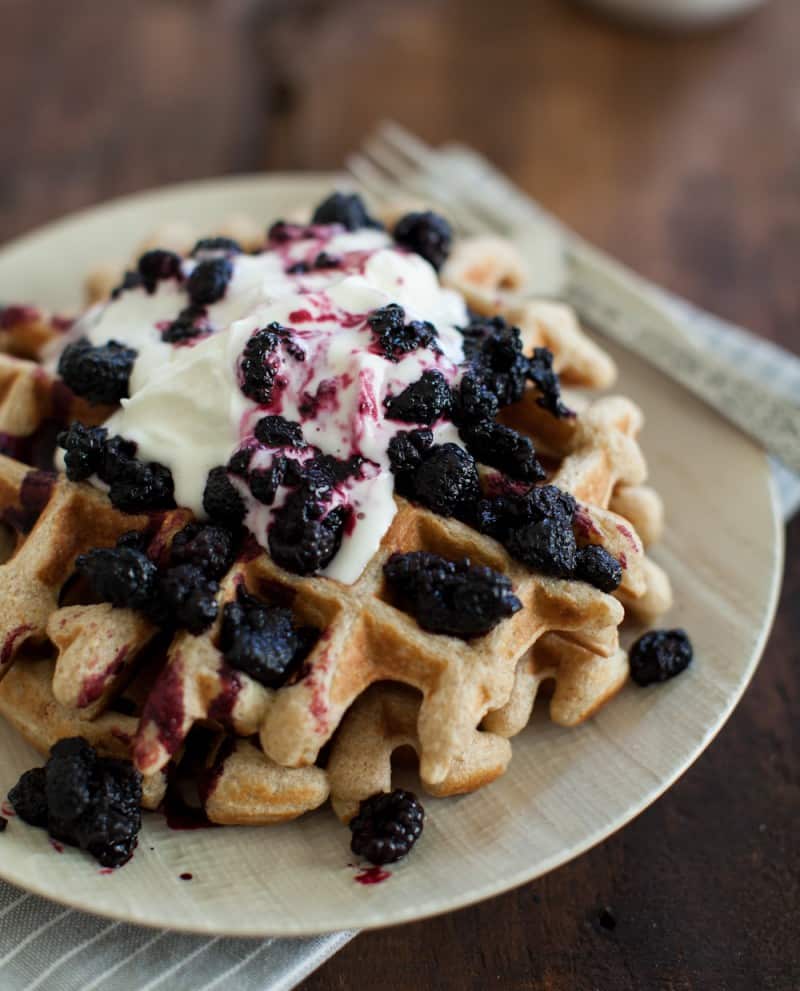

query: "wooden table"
(2, 0), (797, 987)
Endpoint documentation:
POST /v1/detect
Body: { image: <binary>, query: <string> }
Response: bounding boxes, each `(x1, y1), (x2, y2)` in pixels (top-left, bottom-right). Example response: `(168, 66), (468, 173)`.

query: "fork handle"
(566, 250), (800, 474)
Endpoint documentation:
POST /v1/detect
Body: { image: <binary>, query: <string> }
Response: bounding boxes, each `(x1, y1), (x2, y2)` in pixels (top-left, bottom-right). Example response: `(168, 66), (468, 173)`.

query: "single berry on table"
(629, 629), (693, 686)
(349, 789), (424, 865)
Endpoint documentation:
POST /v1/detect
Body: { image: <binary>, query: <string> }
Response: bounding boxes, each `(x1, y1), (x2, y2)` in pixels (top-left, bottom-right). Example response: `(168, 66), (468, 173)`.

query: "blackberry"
(220, 587), (313, 687)
(0, 817), (6, 832)
(45, 737), (95, 821)
(161, 305), (209, 344)
(153, 564), (219, 634)
(111, 270), (143, 299)
(268, 489), (348, 575)
(384, 552), (522, 638)
(98, 434), (137, 482)
(574, 545), (623, 593)
(506, 516), (577, 578)
(384, 370), (452, 424)
(367, 304), (439, 361)
(42, 739), (142, 868)
(8, 767), (48, 827)
(393, 211), (452, 271)
(408, 443), (480, 519)
(239, 326), (281, 404)
(629, 629), (693, 687)
(450, 372), (499, 426)
(191, 236), (242, 257)
(227, 447), (253, 477)
(349, 789), (424, 865)
(459, 421), (545, 481)
(57, 337), (136, 405)
(106, 458), (176, 513)
(463, 316), (530, 408)
(137, 249), (183, 294)
(57, 422), (108, 481)
(186, 257), (234, 306)
(76, 545), (158, 610)
(249, 459), (287, 506)
(169, 523), (234, 579)
(311, 192), (382, 231)
(387, 428), (434, 476)
(527, 347), (571, 418)
(254, 415), (306, 449)
(203, 467), (246, 527)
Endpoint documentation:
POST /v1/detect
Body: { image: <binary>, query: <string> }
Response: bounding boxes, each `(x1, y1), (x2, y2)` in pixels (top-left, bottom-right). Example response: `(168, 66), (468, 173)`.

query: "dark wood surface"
(1, 1), (797, 987)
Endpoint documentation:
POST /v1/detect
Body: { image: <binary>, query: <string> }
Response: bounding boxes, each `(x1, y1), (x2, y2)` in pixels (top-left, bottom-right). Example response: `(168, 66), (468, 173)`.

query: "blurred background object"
(580, 0), (766, 29)
(0, 1), (797, 989)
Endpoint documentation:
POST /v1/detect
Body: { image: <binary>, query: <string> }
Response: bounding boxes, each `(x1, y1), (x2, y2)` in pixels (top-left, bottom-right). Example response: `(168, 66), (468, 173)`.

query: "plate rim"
(0, 173), (786, 936)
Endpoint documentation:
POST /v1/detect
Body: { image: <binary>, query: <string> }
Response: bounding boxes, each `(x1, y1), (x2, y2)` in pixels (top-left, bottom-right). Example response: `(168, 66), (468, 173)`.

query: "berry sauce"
(354, 865), (392, 885)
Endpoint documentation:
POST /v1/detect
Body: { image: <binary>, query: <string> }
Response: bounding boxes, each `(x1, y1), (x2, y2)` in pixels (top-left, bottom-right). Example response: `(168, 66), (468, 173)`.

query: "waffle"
(0, 212), (674, 831)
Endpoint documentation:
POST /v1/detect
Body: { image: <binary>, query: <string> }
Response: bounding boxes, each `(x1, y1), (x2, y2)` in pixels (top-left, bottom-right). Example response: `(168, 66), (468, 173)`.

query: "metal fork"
(347, 122), (800, 474)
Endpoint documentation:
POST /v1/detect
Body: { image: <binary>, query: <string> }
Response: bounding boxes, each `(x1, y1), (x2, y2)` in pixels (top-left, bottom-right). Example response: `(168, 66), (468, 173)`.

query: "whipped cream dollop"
(55, 226), (469, 583)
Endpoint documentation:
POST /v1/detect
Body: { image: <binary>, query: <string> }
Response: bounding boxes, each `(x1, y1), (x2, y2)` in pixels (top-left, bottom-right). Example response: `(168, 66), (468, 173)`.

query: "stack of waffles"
(0, 213), (672, 827)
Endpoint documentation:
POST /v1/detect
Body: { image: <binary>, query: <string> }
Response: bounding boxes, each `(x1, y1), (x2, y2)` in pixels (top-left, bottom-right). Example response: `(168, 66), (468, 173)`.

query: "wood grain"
(0, 0), (797, 987)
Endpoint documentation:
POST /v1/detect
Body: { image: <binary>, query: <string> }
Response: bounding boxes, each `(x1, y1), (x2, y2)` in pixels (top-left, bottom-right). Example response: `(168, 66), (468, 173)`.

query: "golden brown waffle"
(0, 216), (674, 828)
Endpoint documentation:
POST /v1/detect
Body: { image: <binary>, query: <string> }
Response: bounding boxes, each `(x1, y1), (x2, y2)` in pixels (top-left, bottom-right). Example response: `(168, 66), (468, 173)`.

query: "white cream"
(54, 230), (469, 583)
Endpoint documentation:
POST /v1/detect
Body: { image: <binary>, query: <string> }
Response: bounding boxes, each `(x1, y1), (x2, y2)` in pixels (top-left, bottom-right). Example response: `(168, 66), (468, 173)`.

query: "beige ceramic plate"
(0, 176), (784, 936)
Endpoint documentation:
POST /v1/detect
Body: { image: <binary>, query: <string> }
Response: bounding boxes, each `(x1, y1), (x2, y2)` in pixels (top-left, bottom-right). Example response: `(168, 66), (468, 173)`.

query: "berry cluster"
(475, 484), (623, 591)
(461, 315), (571, 418)
(349, 789), (424, 865)
(57, 422), (175, 513)
(77, 522), (234, 635)
(8, 737), (142, 868)
(367, 304), (440, 362)
(57, 337), (136, 406)
(384, 551), (522, 638)
(219, 586), (317, 688)
(267, 454), (361, 574)
(286, 252), (341, 275)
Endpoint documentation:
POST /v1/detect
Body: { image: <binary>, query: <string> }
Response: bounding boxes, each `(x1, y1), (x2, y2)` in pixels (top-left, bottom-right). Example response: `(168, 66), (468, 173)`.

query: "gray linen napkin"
(1, 168), (797, 991)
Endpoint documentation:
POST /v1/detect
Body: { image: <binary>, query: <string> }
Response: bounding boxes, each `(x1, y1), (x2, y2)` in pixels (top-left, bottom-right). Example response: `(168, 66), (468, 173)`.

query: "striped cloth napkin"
(1, 156), (798, 991)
